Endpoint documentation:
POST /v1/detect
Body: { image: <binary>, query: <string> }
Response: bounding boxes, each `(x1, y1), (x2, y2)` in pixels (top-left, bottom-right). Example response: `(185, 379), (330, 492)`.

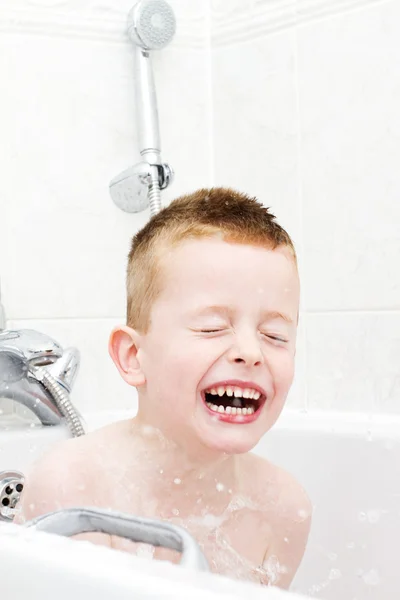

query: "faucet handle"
(0, 329), (63, 367)
(46, 347), (80, 393)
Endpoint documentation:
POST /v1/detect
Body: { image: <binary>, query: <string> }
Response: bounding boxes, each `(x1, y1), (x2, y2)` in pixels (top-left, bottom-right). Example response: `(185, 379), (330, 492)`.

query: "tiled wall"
(211, 0), (400, 413)
(0, 0), (211, 415)
(1, 0), (399, 419)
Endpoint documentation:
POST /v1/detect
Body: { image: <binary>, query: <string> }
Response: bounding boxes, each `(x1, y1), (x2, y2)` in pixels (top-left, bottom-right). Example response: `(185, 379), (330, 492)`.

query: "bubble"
(358, 511), (367, 522)
(216, 482), (224, 492)
(142, 425), (154, 436)
(308, 584), (322, 594)
(363, 569), (380, 586)
(297, 508), (309, 521)
(171, 508), (179, 516)
(328, 552), (337, 561)
(367, 509), (381, 524)
(29, 503), (35, 511)
(77, 483), (85, 491)
(284, 537), (289, 543)
(173, 478), (181, 485)
(328, 568), (341, 580)
(159, 469), (164, 474)
(228, 488), (232, 494)
(366, 429), (372, 442)
(347, 541), (356, 550)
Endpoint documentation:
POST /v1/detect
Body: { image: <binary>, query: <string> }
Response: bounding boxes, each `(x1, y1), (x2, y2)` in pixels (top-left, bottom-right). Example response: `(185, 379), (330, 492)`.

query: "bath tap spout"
(0, 329), (85, 436)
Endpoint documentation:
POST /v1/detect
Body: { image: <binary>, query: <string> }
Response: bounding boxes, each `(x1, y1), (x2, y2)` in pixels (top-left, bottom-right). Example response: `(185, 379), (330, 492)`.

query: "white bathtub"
(0, 409), (399, 600)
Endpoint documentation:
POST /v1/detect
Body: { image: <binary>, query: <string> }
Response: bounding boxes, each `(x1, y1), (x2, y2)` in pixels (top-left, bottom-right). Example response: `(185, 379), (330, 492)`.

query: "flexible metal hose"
(148, 166), (162, 216)
(30, 366), (85, 438)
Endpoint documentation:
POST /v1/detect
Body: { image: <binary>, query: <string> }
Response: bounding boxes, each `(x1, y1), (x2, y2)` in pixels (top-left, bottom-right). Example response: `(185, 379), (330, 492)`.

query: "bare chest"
(108, 499), (273, 585)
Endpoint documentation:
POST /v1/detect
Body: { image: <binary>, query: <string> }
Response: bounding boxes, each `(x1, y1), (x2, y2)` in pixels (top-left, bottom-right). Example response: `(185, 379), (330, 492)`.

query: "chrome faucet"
(0, 329), (84, 436)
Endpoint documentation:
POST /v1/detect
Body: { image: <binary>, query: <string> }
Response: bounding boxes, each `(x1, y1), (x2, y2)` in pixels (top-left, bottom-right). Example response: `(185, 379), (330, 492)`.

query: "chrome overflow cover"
(0, 471), (25, 521)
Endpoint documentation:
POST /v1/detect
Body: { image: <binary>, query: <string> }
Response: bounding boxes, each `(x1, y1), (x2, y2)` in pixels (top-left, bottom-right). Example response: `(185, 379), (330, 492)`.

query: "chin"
(198, 428), (265, 456)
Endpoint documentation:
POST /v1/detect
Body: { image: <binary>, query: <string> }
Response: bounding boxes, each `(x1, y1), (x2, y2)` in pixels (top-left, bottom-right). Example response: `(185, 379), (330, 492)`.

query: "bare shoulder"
(15, 419), (131, 523)
(241, 452), (312, 519)
(239, 453), (312, 588)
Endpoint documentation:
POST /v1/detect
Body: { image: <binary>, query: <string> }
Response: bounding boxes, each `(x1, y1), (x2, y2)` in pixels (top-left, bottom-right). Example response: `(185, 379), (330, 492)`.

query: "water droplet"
(297, 508), (309, 520)
(29, 503), (35, 511)
(366, 429), (372, 441)
(173, 478), (181, 485)
(358, 511), (367, 522)
(284, 537), (289, 543)
(216, 482), (224, 492)
(328, 568), (342, 580)
(328, 552), (337, 561)
(347, 541), (356, 550)
(367, 509), (381, 524)
(159, 469), (164, 474)
(171, 508), (179, 516)
(77, 483), (85, 491)
(363, 569), (380, 586)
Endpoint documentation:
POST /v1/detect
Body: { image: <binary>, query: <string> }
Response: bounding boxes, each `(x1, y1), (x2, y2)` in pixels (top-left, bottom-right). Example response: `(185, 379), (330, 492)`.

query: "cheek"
(270, 352), (295, 392)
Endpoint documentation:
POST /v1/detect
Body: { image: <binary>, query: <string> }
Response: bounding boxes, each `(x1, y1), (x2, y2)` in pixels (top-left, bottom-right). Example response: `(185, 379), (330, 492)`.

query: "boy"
(15, 188), (311, 588)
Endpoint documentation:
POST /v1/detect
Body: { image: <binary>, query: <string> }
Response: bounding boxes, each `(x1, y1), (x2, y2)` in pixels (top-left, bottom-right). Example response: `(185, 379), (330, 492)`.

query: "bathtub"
(0, 408), (399, 600)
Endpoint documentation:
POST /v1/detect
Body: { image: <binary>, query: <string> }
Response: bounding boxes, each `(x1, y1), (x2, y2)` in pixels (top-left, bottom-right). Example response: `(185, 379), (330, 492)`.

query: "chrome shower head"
(127, 0), (176, 51)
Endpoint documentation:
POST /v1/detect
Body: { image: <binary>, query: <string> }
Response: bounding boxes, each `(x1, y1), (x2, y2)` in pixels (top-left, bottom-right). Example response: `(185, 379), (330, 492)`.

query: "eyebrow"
(190, 305), (232, 317)
(261, 310), (294, 324)
(190, 306), (294, 324)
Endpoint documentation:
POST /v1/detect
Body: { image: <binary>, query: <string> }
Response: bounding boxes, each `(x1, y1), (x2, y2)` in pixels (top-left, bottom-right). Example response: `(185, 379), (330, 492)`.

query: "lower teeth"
(206, 402), (255, 416)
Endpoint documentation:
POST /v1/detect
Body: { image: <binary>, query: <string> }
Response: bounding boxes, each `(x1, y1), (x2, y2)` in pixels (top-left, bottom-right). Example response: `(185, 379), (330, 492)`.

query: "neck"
(128, 415), (237, 516)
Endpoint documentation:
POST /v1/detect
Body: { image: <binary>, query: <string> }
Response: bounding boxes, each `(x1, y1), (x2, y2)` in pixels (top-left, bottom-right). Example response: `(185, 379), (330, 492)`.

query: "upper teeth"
(206, 386), (261, 401)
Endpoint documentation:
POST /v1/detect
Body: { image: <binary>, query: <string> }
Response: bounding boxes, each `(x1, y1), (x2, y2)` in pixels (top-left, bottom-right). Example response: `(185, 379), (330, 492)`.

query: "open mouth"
(201, 383), (266, 422)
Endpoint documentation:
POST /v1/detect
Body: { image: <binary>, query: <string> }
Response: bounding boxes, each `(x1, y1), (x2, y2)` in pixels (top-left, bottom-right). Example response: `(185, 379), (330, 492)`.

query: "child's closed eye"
(262, 333), (289, 343)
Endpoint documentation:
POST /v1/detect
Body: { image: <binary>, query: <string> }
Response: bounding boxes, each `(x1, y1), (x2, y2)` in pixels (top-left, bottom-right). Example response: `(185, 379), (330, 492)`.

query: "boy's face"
(136, 237), (299, 456)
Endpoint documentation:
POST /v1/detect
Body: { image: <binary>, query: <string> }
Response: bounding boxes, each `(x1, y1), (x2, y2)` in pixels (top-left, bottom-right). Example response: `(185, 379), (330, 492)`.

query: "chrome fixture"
(109, 0), (176, 216)
(0, 471), (24, 522)
(26, 507), (209, 571)
(0, 329), (84, 437)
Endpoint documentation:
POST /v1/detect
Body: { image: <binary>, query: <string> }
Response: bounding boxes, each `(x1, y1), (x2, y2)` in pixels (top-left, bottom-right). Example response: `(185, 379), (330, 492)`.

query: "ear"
(108, 326), (146, 387)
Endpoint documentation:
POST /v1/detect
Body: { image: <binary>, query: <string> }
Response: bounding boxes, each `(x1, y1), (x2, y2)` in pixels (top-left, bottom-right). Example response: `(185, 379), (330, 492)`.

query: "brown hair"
(126, 187), (296, 332)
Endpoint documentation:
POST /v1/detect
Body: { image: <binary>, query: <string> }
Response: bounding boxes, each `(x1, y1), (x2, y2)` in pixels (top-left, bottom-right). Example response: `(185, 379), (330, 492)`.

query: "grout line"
(207, 0), (215, 187)
(293, 11), (309, 413)
(211, 0), (392, 46)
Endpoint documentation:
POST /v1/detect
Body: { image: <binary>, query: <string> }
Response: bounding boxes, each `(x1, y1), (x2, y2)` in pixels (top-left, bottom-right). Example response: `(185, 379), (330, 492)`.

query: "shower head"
(127, 0), (176, 50)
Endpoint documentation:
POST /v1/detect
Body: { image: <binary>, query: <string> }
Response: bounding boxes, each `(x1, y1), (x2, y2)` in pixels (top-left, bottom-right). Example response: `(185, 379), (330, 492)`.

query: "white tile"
(212, 31), (301, 252)
(211, 0), (297, 44)
(298, 2), (400, 310)
(306, 312), (400, 413)
(7, 319), (137, 414)
(1, 32), (210, 320)
(0, 0), (207, 48)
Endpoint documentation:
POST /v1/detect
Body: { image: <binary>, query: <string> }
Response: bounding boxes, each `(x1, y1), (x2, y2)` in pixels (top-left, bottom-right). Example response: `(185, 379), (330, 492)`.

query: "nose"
(227, 330), (264, 367)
